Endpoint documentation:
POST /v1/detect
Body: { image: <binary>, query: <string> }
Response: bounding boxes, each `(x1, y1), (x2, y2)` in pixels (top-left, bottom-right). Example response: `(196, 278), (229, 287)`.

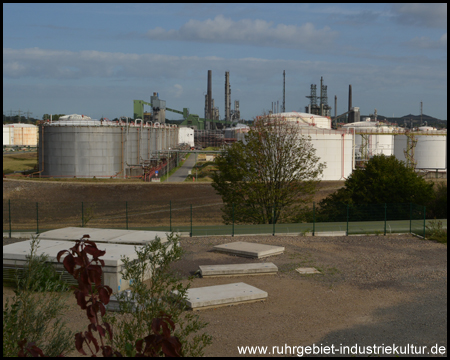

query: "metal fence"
(3, 200), (441, 238)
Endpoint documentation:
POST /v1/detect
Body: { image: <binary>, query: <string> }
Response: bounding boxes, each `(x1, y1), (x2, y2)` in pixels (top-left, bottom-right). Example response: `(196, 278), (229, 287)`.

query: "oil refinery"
(6, 70), (445, 180)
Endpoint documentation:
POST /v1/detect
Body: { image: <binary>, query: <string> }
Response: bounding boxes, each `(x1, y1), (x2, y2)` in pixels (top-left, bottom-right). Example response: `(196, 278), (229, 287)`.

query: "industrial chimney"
(348, 84), (352, 112)
(225, 71), (230, 122)
(207, 70), (212, 120)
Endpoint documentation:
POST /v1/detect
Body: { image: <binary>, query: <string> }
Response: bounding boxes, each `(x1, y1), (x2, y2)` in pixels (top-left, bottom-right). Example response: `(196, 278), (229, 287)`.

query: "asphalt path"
(167, 153), (197, 182)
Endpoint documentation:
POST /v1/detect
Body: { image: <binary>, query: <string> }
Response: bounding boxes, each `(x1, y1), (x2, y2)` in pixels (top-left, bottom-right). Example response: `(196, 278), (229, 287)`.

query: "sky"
(3, 3), (447, 121)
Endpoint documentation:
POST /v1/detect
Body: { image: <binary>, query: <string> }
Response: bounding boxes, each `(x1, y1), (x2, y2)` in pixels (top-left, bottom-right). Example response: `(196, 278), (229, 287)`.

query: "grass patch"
(160, 153), (191, 182)
(185, 161), (217, 182)
(3, 151), (38, 174)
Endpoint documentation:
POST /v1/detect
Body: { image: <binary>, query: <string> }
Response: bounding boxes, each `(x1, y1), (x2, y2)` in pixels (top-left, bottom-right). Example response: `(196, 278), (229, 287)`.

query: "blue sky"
(3, 3), (447, 121)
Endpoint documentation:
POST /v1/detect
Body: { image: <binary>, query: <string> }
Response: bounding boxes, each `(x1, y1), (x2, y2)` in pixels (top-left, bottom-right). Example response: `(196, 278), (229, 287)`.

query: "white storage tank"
(299, 128), (353, 180)
(3, 124), (38, 146)
(342, 121), (395, 158)
(394, 133), (447, 170)
(178, 127), (194, 147)
(242, 125), (354, 180)
(3, 126), (13, 145)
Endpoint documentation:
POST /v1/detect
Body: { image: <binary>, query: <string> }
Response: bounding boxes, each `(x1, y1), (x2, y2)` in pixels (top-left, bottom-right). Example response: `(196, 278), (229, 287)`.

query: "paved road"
(167, 153), (197, 182)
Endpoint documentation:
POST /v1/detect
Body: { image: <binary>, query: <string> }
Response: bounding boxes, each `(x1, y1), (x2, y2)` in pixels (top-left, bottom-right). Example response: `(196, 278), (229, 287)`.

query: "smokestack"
(207, 70), (212, 120)
(348, 84), (352, 112)
(225, 71), (230, 122)
(334, 95), (337, 118)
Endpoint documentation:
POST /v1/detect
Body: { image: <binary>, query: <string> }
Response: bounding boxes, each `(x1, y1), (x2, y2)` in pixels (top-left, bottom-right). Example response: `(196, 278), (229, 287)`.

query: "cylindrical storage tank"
(342, 122), (395, 158)
(3, 124), (38, 146)
(394, 134), (447, 170)
(3, 126), (13, 145)
(39, 124), (123, 177)
(240, 125), (353, 180)
(298, 128), (353, 180)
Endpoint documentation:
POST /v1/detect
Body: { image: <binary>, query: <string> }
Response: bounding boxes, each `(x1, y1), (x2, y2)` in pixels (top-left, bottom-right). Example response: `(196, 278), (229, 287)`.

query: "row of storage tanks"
(37, 115), (190, 178)
(266, 112), (447, 180)
(17, 112), (447, 180)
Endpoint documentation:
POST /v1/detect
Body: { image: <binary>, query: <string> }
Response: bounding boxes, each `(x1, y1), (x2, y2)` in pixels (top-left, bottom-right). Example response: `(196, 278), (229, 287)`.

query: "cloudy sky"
(3, 3), (447, 121)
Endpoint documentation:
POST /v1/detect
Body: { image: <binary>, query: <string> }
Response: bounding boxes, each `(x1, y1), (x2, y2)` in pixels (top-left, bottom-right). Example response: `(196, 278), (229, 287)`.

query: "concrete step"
(213, 241), (284, 259)
(199, 262), (278, 277)
(296, 267), (322, 274)
(3, 239), (150, 293)
(185, 282), (268, 310)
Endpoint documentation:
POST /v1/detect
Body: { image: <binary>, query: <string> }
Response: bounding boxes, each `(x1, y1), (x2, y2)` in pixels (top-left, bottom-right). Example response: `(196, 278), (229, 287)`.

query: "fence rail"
(3, 200), (442, 238)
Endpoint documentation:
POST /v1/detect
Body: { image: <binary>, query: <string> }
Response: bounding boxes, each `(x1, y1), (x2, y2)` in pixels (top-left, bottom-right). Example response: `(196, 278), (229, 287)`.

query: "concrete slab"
(185, 282), (267, 310)
(3, 239), (151, 292)
(213, 241), (284, 259)
(38, 227), (171, 245)
(296, 267), (321, 274)
(199, 263), (278, 277)
(314, 231), (347, 237)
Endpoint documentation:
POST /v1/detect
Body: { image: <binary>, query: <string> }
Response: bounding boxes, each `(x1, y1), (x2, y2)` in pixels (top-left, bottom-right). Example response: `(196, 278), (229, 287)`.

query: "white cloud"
(146, 15), (338, 50)
(391, 4), (447, 29)
(3, 47), (446, 96)
(407, 32), (447, 49)
(173, 84), (183, 98)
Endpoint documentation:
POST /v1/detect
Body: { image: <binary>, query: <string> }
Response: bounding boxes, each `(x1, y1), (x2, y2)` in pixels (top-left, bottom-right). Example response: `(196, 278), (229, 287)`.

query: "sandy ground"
(3, 234), (447, 357)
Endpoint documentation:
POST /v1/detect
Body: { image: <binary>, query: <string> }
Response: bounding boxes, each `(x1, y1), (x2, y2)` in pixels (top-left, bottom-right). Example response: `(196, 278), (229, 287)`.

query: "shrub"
(425, 219), (447, 244)
(316, 155), (434, 221)
(3, 236), (75, 357)
(17, 234), (195, 357)
(104, 233), (212, 357)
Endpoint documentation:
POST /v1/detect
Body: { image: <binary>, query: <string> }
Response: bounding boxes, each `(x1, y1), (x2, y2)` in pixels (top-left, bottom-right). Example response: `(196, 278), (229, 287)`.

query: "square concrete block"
(213, 241), (284, 259)
(38, 227), (170, 245)
(199, 263), (278, 277)
(3, 239), (152, 293)
(295, 267), (321, 274)
(185, 282), (267, 310)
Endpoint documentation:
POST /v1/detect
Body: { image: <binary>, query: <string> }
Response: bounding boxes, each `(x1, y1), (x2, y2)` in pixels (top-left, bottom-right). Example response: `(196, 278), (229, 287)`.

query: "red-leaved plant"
(18, 235), (182, 357)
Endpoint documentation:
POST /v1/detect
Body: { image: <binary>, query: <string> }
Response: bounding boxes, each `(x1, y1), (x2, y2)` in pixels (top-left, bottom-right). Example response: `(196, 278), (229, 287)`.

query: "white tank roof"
(3, 123), (37, 127)
(342, 121), (380, 128)
(418, 126), (437, 131)
(58, 114), (92, 121)
(268, 112), (332, 129)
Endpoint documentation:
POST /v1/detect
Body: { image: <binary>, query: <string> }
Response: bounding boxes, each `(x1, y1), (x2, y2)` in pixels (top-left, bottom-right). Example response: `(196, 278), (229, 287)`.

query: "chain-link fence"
(3, 200), (440, 238)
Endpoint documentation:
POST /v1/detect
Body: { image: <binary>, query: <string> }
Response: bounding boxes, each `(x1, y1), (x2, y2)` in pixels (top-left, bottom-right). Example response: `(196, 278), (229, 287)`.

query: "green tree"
(212, 114), (325, 224)
(317, 155), (434, 221)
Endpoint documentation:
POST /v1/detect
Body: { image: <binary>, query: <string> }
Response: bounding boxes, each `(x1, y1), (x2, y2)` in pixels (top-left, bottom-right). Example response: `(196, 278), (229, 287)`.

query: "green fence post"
(36, 202), (39, 234)
(169, 200), (172, 232)
(126, 201), (128, 230)
(423, 206), (426, 237)
(409, 203), (412, 234)
(9, 199), (12, 238)
(190, 204), (193, 237)
(312, 202), (315, 236)
(232, 203), (235, 237)
(384, 203), (387, 236)
(81, 202), (84, 227)
(346, 204), (349, 236)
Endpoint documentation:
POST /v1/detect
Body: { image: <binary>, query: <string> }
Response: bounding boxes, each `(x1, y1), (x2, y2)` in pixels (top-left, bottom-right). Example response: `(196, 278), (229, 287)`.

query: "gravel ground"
(3, 234), (447, 357)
